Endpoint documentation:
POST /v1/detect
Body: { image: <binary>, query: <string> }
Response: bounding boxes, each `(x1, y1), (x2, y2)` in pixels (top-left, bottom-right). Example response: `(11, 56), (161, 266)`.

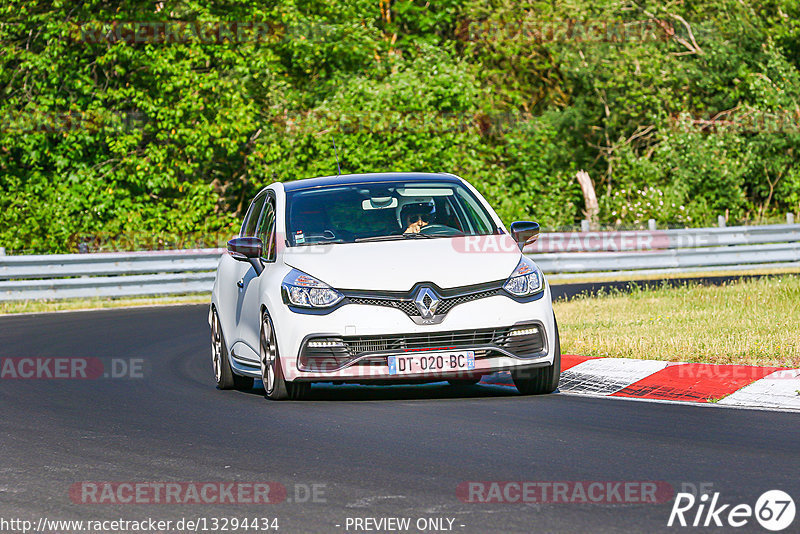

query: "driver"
(399, 200), (436, 234)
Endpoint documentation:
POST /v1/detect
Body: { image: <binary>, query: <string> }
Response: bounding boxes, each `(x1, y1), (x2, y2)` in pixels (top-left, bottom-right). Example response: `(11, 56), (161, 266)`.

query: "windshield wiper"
(293, 238), (346, 246)
(354, 235), (406, 243)
(402, 232), (433, 239)
(355, 233), (436, 242)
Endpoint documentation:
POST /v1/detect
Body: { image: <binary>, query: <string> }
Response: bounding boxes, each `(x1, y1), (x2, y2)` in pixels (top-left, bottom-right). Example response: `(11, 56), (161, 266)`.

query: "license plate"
(387, 351), (475, 375)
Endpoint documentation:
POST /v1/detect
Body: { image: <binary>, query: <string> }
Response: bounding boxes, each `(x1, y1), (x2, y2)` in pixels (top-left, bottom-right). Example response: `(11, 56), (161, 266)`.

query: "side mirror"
(510, 221), (540, 251)
(227, 237), (264, 275)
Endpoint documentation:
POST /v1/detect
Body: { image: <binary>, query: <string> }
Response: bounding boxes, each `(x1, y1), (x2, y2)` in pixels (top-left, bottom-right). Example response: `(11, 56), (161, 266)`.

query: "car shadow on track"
(239, 380), (524, 401)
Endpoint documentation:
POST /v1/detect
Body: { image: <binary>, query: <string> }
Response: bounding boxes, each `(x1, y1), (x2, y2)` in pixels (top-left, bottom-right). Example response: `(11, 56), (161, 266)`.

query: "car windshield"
(285, 181), (497, 246)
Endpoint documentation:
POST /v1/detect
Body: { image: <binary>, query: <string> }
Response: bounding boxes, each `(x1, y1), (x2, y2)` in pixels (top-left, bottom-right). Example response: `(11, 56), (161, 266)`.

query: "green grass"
(553, 275), (800, 367)
(0, 294), (210, 315)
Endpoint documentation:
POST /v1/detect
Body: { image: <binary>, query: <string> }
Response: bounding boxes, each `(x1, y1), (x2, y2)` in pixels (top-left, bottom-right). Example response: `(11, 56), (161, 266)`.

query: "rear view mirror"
(362, 197), (398, 210)
(227, 237), (262, 259)
(227, 237), (264, 275)
(510, 221), (540, 251)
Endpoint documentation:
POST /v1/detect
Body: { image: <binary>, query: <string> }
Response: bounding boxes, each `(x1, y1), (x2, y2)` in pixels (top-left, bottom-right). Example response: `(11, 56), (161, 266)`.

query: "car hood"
(281, 236), (522, 291)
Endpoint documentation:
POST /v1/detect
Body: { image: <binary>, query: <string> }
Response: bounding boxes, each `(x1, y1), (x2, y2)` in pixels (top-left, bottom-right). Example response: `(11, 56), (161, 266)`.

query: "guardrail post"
(717, 215), (726, 228)
(788, 213), (796, 225)
(0, 247), (5, 256)
(580, 219), (590, 232)
(648, 219), (657, 231)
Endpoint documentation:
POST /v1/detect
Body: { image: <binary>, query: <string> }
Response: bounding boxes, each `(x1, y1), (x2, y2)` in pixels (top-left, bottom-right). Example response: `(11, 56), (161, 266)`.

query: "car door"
(223, 191), (268, 364)
(235, 192), (277, 359)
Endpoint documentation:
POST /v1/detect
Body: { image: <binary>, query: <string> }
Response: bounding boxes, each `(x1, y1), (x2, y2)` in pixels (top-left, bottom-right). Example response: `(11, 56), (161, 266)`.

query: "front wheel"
(211, 308), (254, 391)
(259, 311), (310, 401)
(512, 315), (561, 395)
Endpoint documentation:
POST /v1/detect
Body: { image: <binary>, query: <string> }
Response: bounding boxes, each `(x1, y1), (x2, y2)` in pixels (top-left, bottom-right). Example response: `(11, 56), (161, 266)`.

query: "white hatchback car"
(210, 172), (560, 400)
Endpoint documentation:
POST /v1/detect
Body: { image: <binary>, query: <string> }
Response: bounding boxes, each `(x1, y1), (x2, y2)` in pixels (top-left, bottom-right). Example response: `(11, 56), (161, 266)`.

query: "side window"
(241, 194), (267, 237)
(256, 197), (277, 261)
(456, 189), (494, 234)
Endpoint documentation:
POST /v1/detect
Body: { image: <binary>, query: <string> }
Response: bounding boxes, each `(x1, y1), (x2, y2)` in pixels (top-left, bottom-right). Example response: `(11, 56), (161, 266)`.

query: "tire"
(447, 378), (481, 386)
(512, 314), (561, 395)
(211, 308), (254, 391)
(259, 311), (310, 401)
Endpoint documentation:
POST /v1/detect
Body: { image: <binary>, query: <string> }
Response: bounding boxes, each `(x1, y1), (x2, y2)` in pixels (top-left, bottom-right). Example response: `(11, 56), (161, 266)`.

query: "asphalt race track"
(547, 273), (799, 301)
(1, 305), (799, 533)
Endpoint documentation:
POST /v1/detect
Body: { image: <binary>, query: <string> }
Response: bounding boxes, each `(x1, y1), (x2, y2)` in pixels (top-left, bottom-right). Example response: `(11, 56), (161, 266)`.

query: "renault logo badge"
(414, 287), (440, 319)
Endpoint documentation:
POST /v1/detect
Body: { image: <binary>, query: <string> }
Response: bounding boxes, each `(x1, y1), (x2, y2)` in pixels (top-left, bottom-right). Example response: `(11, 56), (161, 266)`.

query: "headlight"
(281, 269), (344, 308)
(503, 257), (544, 297)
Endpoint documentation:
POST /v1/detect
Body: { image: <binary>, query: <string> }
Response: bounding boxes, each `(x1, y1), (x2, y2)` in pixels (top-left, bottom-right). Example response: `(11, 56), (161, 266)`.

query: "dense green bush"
(1, 0), (799, 252)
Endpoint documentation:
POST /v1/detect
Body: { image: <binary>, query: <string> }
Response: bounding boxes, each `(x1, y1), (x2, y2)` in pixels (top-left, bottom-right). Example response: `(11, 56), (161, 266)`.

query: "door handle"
(237, 279), (244, 289)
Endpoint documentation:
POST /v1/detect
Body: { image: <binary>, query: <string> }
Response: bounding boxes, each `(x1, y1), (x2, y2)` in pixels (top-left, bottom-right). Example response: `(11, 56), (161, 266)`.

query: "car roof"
(281, 172), (462, 192)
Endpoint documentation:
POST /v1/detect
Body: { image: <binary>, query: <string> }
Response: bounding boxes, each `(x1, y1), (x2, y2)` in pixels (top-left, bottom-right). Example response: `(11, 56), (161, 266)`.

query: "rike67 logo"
(668, 490), (795, 531)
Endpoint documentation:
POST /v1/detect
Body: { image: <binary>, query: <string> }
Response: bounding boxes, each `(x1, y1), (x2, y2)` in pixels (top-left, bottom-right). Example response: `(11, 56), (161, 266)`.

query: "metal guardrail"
(0, 223), (799, 301)
(534, 242), (800, 274)
(0, 249), (223, 301)
(531, 223), (800, 252)
(529, 223), (800, 280)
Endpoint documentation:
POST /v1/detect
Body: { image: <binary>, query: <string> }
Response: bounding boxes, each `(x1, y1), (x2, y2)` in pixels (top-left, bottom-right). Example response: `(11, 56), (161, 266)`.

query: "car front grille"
(347, 297), (420, 316)
(347, 288), (503, 317)
(435, 289), (502, 315)
(344, 326), (510, 354)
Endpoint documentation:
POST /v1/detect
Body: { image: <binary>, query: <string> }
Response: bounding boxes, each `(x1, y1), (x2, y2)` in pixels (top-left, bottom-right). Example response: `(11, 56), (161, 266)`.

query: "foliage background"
(1, 0), (799, 252)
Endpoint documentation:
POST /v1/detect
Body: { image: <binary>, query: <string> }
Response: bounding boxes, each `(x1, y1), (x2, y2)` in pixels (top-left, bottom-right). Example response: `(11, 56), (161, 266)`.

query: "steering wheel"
(419, 224), (462, 236)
